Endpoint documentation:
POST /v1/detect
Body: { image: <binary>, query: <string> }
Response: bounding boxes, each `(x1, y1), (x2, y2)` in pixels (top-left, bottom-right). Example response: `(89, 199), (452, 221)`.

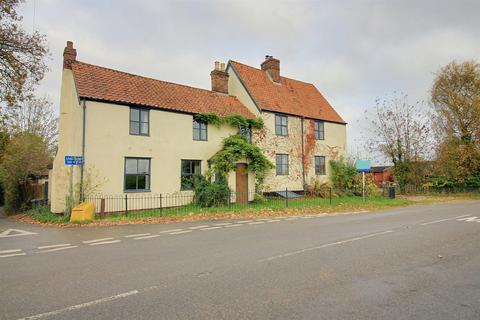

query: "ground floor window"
(125, 157), (150, 191)
(315, 156), (326, 175)
(181, 160), (201, 190)
(276, 154), (289, 175)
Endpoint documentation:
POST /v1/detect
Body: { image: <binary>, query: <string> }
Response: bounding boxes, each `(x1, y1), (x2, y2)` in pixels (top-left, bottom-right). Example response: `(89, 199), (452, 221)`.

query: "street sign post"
(64, 156), (84, 166)
(64, 156), (84, 214)
(356, 160), (371, 202)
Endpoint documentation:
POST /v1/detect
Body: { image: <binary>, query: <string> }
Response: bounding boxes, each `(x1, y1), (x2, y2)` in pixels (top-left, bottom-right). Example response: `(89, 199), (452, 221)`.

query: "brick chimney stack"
(63, 41), (77, 69)
(210, 61), (229, 94)
(261, 55), (280, 83)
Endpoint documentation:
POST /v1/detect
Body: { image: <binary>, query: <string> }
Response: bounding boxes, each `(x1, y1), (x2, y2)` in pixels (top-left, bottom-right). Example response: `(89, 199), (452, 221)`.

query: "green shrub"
(193, 175), (231, 207)
(26, 205), (68, 223)
(329, 158), (357, 190)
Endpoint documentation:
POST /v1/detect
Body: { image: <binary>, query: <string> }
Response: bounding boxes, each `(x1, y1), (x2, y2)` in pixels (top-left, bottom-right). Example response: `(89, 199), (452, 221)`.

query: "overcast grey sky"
(19, 0), (480, 161)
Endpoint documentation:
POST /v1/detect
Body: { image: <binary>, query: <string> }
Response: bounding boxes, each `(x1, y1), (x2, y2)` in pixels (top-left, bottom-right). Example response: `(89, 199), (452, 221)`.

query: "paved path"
(1, 201), (479, 319)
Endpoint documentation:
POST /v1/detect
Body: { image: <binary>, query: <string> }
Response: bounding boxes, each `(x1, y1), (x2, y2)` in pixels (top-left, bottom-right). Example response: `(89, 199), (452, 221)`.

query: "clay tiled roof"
(229, 61), (346, 124)
(71, 62), (255, 119)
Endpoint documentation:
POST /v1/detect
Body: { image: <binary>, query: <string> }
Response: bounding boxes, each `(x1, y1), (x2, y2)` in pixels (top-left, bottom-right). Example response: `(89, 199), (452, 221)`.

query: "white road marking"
(83, 238), (113, 244)
(457, 216), (480, 222)
(37, 244), (71, 250)
(225, 224), (243, 228)
(169, 230), (192, 235)
(0, 249), (22, 254)
(189, 225), (209, 230)
(0, 252), (26, 258)
(38, 246), (78, 253)
(16, 290), (140, 320)
(88, 240), (121, 246)
(159, 229), (183, 233)
(124, 233), (151, 238)
(0, 228), (38, 238)
(133, 235), (161, 240)
(420, 218), (452, 226)
(214, 223), (232, 226)
(258, 230), (394, 262)
(236, 220), (253, 223)
(248, 221), (265, 225)
(455, 214), (471, 219)
(199, 226), (222, 231)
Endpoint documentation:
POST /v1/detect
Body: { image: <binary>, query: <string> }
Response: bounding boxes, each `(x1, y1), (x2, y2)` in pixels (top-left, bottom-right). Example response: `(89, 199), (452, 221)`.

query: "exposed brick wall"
(210, 69), (229, 94)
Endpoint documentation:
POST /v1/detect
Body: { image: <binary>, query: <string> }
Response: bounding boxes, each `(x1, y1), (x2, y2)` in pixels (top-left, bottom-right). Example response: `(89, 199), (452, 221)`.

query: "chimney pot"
(63, 40), (77, 69)
(220, 63), (225, 71)
(261, 55), (280, 83)
(214, 61), (220, 71)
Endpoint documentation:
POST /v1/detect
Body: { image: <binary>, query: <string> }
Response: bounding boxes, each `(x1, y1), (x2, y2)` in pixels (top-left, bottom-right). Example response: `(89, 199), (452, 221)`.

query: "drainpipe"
(301, 117), (306, 191)
(79, 99), (86, 202)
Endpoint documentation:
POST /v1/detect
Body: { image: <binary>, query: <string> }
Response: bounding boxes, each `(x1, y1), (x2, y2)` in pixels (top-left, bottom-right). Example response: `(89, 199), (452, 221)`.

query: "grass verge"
(15, 193), (479, 227)
(24, 206), (69, 224)
(103, 196), (413, 220)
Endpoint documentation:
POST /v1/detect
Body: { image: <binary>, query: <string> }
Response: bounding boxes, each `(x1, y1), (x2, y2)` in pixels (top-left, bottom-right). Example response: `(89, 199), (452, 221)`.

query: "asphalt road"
(1, 201), (479, 320)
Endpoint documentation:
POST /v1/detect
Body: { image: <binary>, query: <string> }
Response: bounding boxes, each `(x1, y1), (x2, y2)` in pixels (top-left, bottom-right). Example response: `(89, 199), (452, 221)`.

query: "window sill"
(124, 189), (151, 193)
(129, 134), (150, 137)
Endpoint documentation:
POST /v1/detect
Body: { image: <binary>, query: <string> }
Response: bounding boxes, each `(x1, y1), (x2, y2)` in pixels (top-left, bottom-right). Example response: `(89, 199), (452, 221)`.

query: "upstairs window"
(193, 120), (208, 141)
(314, 120), (325, 140)
(240, 125), (252, 143)
(130, 108), (149, 136)
(275, 114), (288, 136)
(124, 158), (150, 191)
(181, 160), (201, 190)
(315, 156), (326, 175)
(276, 154), (289, 175)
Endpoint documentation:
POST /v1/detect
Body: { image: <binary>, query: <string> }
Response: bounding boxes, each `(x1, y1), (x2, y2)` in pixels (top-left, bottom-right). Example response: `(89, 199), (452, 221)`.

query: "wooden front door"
(235, 163), (248, 204)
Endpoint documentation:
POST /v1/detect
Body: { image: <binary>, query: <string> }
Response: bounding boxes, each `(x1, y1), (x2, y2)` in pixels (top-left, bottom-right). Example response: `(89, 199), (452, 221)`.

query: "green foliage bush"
(194, 113), (264, 129)
(329, 158), (357, 190)
(193, 175), (231, 207)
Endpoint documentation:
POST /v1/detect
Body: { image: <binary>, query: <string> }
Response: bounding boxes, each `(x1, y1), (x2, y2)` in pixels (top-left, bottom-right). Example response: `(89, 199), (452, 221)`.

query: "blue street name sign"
(356, 160), (371, 173)
(64, 155), (84, 165)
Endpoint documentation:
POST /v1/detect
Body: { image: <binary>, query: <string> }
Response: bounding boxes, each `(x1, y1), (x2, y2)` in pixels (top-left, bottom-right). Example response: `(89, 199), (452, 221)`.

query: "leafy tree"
(0, 0), (48, 105)
(0, 96), (58, 152)
(0, 132), (50, 213)
(431, 61), (480, 182)
(364, 93), (432, 191)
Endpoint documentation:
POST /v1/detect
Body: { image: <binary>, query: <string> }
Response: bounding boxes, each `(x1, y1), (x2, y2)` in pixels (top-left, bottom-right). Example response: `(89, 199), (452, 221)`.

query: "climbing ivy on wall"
(210, 134), (274, 190)
(193, 113), (272, 190)
(193, 112), (264, 129)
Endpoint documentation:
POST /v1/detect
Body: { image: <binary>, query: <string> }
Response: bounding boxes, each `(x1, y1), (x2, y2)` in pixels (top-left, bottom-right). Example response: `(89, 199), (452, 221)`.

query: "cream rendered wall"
(84, 101), (239, 196)
(304, 119), (347, 187)
(50, 69), (83, 213)
(227, 66), (260, 117)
